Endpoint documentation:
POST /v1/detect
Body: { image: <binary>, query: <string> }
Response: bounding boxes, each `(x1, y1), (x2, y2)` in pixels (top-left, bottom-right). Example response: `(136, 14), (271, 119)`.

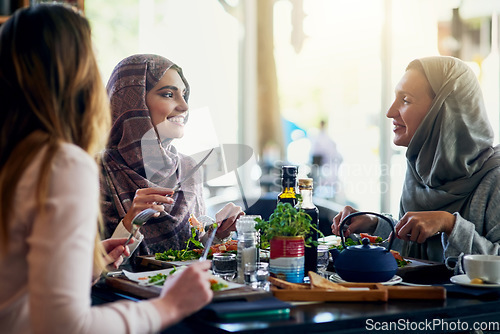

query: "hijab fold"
(100, 54), (204, 256)
(400, 56), (500, 260)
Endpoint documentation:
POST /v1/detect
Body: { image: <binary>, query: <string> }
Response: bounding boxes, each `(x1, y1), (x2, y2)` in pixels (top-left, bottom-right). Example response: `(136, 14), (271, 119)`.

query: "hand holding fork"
(123, 208), (159, 246)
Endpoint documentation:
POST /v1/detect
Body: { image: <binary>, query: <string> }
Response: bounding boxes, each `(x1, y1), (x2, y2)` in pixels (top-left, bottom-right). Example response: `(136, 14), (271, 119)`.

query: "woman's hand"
(123, 187), (174, 231)
(395, 211), (455, 243)
(101, 238), (131, 269)
(92, 238), (131, 283)
(152, 261), (213, 329)
(215, 203), (244, 240)
(331, 205), (378, 236)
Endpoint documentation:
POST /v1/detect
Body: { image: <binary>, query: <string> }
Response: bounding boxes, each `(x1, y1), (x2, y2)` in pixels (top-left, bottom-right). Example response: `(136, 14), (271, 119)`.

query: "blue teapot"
(334, 212), (397, 283)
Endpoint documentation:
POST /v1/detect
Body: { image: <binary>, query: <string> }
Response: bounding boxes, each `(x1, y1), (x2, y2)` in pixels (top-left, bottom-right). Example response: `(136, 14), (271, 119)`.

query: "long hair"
(0, 4), (110, 268)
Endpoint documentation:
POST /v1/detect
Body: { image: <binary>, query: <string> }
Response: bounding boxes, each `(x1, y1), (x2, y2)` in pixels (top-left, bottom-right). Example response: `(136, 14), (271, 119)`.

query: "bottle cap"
(281, 166), (297, 178)
(236, 215), (261, 233)
(298, 178), (313, 188)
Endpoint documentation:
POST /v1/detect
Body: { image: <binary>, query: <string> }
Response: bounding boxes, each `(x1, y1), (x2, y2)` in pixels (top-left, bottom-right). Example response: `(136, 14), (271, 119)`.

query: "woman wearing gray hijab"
(332, 56), (500, 263)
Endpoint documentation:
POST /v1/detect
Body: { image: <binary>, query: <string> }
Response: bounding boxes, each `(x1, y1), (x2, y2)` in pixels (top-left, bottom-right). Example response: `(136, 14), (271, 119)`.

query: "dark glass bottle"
(297, 178), (319, 277)
(277, 165), (298, 206)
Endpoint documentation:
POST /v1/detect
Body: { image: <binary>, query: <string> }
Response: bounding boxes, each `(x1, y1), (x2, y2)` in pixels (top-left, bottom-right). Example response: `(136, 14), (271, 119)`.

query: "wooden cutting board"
(272, 283), (388, 302)
(135, 255), (198, 270)
(271, 283), (446, 302)
(105, 275), (272, 302)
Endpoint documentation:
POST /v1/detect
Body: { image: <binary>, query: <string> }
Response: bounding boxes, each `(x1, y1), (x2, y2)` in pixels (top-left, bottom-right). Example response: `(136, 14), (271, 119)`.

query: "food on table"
(308, 271), (349, 291)
(470, 278), (484, 285)
(193, 239), (238, 256)
(389, 250), (411, 267)
(155, 248), (201, 261)
(156, 215), (239, 262)
(146, 273), (169, 286)
(188, 214), (204, 232)
(359, 233), (383, 243)
(141, 267), (228, 291)
(209, 278), (227, 291)
(155, 236), (238, 261)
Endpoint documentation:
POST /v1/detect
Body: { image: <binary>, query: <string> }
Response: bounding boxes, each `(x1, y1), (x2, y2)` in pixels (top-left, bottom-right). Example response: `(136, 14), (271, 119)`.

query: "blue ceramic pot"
(334, 212), (397, 283)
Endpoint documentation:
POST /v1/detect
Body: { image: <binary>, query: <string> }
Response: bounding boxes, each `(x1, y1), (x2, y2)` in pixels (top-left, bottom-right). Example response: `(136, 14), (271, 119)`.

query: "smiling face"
(146, 68), (188, 141)
(386, 69), (434, 147)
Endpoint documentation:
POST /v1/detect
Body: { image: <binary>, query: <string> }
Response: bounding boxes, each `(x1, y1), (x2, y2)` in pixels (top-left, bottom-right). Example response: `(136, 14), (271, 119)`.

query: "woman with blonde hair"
(0, 4), (212, 333)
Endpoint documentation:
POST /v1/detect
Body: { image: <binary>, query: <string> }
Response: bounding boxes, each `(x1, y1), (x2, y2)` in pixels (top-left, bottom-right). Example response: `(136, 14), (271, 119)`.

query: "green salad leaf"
(155, 227), (203, 261)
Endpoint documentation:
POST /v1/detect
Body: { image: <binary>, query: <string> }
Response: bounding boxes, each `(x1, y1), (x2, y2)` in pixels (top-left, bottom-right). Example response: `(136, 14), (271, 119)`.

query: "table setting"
(94, 208), (500, 334)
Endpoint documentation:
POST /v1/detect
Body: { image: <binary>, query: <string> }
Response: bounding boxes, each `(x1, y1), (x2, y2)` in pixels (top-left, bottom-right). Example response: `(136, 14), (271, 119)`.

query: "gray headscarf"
(400, 56), (500, 260)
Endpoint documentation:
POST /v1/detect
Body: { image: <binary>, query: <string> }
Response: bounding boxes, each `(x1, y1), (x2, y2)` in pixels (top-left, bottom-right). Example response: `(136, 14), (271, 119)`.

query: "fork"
(123, 208), (158, 246)
(352, 233), (391, 245)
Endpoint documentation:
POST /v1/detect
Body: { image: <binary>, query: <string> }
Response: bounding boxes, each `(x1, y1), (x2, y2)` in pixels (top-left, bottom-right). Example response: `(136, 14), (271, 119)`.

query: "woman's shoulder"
(473, 165), (500, 199)
(178, 151), (198, 167)
(54, 143), (97, 173)
(480, 165), (500, 183)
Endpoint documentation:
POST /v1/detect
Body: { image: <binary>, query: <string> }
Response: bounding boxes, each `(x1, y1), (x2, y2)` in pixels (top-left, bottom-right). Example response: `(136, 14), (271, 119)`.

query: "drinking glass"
(212, 253), (237, 281)
(244, 262), (270, 290)
(317, 245), (330, 277)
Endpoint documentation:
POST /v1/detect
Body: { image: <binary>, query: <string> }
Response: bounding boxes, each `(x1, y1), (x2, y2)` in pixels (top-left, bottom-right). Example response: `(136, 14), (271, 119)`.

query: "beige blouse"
(0, 143), (161, 334)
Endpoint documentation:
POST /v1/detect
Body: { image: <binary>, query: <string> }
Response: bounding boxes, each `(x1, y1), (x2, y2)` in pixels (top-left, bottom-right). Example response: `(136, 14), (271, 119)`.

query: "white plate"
(328, 273), (403, 286)
(318, 235), (342, 247)
(123, 268), (242, 291)
(450, 274), (500, 288)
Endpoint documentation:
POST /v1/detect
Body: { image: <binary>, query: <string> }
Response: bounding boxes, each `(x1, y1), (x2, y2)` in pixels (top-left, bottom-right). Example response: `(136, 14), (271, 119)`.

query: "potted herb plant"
(254, 201), (322, 283)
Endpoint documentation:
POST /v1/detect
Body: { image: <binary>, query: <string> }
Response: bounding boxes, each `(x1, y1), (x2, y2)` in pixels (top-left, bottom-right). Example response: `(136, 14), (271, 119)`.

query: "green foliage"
(333, 237), (358, 250)
(155, 227), (203, 261)
(254, 202), (322, 248)
(147, 273), (168, 286)
(186, 225), (204, 249)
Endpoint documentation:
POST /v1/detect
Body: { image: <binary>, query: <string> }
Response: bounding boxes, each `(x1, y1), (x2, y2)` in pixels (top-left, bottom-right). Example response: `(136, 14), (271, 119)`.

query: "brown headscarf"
(400, 56), (500, 261)
(100, 54), (205, 256)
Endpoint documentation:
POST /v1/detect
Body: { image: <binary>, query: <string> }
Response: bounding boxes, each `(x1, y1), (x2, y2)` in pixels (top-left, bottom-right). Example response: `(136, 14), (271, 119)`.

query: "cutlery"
(123, 208), (158, 246)
(353, 233), (406, 245)
(199, 223), (218, 261)
(172, 148), (214, 193)
(352, 233), (391, 245)
(398, 281), (431, 287)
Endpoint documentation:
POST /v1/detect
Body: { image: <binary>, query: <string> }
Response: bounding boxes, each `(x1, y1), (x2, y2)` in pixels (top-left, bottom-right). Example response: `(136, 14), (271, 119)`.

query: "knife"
(200, 223), (218, 261)
(172, 147), (214, 192)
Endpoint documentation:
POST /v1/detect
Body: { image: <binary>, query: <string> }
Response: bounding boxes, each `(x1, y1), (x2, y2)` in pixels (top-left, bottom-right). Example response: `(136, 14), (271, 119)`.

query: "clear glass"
(236, 231), (258, 283)
(244, 262), (270, 291)
(317, 245), (330, 278)
(212, 253), (237, 281)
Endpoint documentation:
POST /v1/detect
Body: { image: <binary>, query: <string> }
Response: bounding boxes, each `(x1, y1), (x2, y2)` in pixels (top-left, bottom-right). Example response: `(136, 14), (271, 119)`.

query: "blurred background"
(81, 0), (500, 222)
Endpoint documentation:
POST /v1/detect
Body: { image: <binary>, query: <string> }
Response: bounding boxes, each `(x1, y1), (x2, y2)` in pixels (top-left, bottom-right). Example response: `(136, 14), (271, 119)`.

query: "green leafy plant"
(254, 202), (323, 249)
(155, 227), (203, 261)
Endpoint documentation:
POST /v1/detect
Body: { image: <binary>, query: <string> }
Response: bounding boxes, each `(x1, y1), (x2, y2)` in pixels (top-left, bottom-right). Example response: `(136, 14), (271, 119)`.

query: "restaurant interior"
(79, 0), (500, 224)
(3, 0), (499, 221)
(3, 0), (500, 333)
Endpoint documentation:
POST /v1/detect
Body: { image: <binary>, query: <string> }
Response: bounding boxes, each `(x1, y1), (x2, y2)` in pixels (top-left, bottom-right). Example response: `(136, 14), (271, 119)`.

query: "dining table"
(92, 255), (500, 334)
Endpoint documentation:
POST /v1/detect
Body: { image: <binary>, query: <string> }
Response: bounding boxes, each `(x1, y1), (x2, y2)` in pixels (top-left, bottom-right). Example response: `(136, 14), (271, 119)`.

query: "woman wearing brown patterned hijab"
(100, 54), (242, 258)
